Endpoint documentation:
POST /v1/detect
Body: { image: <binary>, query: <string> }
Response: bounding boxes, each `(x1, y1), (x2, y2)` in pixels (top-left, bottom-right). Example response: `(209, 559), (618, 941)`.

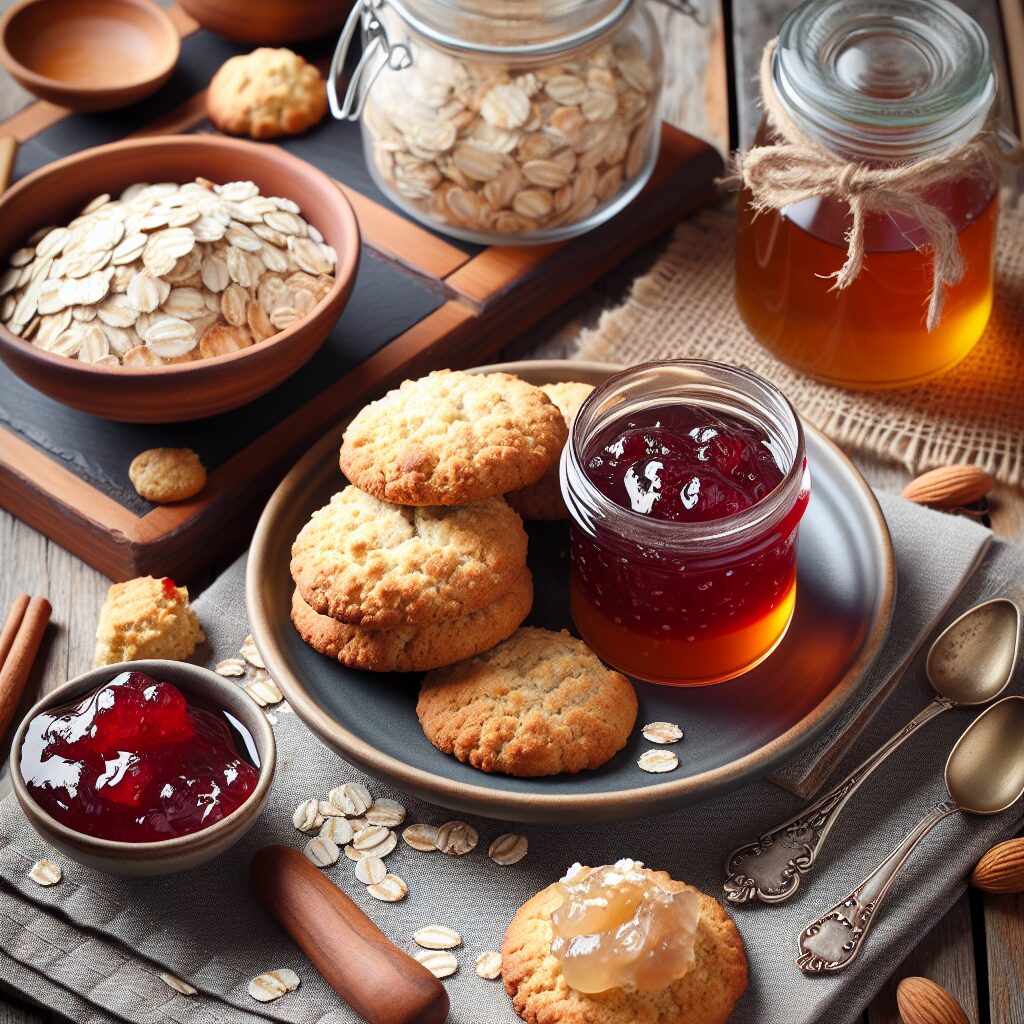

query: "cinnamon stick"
(0, 596), (51, 741)
(0, 594), (29, 669)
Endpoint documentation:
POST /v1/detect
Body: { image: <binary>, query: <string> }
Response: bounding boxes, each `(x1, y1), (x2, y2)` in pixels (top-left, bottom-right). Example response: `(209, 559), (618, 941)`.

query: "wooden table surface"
(0, 1), (1021, 1022)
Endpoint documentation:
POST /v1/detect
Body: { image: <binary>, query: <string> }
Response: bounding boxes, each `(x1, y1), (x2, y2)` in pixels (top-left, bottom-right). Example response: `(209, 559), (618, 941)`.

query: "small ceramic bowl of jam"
(10, 659), (275, 876)
(562, 359), (810, 687)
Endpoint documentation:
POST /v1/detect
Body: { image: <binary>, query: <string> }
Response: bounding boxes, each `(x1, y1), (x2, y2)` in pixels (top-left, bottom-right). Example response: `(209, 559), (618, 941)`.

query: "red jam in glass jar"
(562, 361), (809, 686)
(20, 671), (260, 842)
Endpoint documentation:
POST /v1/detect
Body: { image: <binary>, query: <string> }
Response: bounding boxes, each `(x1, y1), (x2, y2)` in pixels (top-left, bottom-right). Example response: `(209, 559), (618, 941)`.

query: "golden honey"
(736, 180), (998, 389)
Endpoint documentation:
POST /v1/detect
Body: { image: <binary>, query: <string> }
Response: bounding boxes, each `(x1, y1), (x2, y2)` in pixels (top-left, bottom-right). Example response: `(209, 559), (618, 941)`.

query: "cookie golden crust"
(417, 627), (637, 777)
(290, 487), (527, 629)
(339, 370), (568, 506)
(290, 569), (533, 673)
(507, 382), (594, 521)
(501, 872), (749, 1024)
(93, 576), (206, 668)
(207, 48), (327, 139)
(128, 448), (206, 504)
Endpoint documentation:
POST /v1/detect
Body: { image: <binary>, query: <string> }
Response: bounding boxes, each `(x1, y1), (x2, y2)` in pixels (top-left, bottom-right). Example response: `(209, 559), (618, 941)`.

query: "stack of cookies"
(289, 370), (569, 674)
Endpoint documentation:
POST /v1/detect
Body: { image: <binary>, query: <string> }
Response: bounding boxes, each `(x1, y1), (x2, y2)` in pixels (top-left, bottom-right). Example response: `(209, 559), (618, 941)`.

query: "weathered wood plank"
(985, 887), (1024, 1024)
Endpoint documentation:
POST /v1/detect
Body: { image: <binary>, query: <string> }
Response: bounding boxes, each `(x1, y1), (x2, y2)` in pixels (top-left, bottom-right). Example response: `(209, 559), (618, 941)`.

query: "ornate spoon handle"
(723, 696), (955, 905)
(796, 800), (959, 973)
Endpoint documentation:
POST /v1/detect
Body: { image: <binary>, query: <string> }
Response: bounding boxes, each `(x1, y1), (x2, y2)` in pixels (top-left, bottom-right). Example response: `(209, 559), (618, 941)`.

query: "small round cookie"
(129, 448), (206, 503)
(507, 382), (594, 521)
(501, 870), (749, 1024)
(417, 627), (637, 777)
(339, 370), (568, 506)
(290, 487), (528, 629)
(290, 569), (533, 673)
(207, 48), (327, 139)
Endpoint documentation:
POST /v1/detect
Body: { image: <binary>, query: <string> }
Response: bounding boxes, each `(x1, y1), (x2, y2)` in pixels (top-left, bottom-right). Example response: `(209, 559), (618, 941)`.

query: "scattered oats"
(248, 969), (299, 1003)
(366, 799), (406, 827)
(303, 836), (340, 868)
(319, 799), (347, 818)
(368, 874), (408, 902)
(638, 749), (679, 774)
(354, 855), (387, 885)
(435, 821), (478, 856)
(475, 951), (502, 980)
(488, 833), (528, 866)
(328, 782), (372, 816)
(28, 859), (61, 886)
(240, 634), (266, 668)
(319, 816), (354, 845)
(292, 799), (324, 833)
(351, 825), (397, 859)
(403, 823), (440, 851)
(413, 949), (457, 978)
(413, 926), (462, 950)
(244, 676), (283, 707)
(215, 658), (246, 677)
(160, 972), (197, 996)
(642, 722), (684, 745)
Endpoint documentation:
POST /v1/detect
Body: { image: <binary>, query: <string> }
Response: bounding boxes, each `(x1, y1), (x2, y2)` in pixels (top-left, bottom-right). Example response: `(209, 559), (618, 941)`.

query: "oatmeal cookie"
(128, 448), (206, 504)
(501, 870), (749, 1024)
(291, 486), (527, 629)
(507, 382), (593, 520)
(290, 568), (532, 673)
(93, 576), (205, 667)
(339, 370), (568, 506)
(417, 627), (637, 777)
(207, 48), (327, 139)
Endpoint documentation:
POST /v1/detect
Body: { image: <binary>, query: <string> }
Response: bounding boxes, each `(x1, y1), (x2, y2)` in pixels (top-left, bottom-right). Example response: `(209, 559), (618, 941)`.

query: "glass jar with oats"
(733, 0), (1010, 390)
(327, 0), (671, 244)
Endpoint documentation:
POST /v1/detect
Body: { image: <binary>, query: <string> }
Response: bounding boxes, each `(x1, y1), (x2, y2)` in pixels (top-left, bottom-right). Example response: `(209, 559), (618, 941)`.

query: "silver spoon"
(723, 598), (1021, 905)
(796, 695), (1024, 973)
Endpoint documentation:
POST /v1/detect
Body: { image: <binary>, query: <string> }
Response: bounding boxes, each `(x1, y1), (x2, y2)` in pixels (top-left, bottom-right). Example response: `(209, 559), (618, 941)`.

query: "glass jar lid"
(389, 0), (634, 55)
(774, 0), (996, 160)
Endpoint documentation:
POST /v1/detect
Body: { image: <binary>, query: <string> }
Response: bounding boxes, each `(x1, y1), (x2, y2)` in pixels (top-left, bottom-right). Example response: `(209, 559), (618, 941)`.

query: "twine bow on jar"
(725, 38), (1021, 332)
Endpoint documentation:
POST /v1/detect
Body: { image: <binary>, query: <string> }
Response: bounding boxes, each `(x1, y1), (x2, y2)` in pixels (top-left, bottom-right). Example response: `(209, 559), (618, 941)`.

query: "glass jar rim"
(384, 0), (635, 57)
(562, 360), (807, 553)
(773, 0), (996, 161)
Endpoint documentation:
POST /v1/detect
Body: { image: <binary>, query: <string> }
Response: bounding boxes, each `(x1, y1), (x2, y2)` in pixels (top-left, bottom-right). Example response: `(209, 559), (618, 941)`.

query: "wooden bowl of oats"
(0, 135), (360, 422)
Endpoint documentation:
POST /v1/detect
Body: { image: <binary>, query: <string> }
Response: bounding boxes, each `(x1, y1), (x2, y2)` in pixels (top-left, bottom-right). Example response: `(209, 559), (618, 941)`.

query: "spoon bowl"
(926, 598), (1021, 705)
(946, 695), (1024, 814)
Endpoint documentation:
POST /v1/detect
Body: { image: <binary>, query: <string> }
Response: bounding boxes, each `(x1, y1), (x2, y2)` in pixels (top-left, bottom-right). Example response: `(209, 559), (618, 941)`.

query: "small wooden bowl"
(0, 135), (360, 423)
(10, 660), (276, 876)
(0, 0), (180, 112)
(177, 0), (350, 43)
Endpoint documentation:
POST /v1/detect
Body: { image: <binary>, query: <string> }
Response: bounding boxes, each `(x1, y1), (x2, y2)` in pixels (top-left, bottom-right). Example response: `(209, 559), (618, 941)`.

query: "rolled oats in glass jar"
(328, 0), (676, 244)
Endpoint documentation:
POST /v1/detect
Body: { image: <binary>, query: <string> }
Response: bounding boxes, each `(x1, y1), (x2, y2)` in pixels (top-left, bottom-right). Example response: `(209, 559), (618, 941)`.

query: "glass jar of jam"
(562, 361), (809, 686)
(327, 0), (674, 244)
(735, 0), (1000, 389)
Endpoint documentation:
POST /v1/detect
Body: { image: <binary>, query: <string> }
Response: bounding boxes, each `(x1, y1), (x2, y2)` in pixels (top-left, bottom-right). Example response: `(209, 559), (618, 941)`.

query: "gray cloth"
(1, 494), (1020, 1024)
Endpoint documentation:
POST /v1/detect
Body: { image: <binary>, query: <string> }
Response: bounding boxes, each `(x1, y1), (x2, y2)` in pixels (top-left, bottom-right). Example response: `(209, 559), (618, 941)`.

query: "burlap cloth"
(573, 203), (1024, 487)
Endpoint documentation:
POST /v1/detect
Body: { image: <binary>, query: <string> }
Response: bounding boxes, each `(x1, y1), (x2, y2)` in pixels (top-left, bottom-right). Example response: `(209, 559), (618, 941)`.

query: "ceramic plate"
(247, 361), (895, 823)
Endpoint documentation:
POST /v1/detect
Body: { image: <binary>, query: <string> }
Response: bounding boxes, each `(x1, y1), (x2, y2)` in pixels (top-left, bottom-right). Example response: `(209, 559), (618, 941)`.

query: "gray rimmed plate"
(246, 360), (895, 823)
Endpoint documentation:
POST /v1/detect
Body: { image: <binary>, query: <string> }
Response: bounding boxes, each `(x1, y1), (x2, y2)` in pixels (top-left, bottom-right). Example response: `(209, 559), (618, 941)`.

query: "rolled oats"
(475, 950), (503, 979)
(637, 749), (679, 773)
(402, 823), (440, 851)
(248, 969), (300, 1002)
(413, 949), (457, 978)
(215, 658), (246, 677)
(329, 782), (372, 816)
(368, 874), (408, 902)
(319, 816), (354, 845)
(160, 972), (197, 996)
(1, 180), (335, 365)
(413, 926), (462, 950)
(641, 721), (683, 744)
(293, 799), (324, 833)
(366, 798), (406, 827)
(435, 820), (478, 856)
(28, 859), (62, 886)
(303, 836), (340, 867)
(487, 833), (528, 866)
(244, 675), (283, 707)
(354, 855), (387, 885)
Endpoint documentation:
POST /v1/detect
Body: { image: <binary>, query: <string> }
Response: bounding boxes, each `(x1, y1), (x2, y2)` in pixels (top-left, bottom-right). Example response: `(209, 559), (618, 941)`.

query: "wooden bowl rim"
(0, 134), (361, 379)
(9, 659), (276, 859)
(0, 0), (181, 98)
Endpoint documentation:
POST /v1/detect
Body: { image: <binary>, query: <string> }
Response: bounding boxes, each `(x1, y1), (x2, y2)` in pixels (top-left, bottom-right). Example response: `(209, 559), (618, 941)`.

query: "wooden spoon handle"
(250, 845), (449, 1024)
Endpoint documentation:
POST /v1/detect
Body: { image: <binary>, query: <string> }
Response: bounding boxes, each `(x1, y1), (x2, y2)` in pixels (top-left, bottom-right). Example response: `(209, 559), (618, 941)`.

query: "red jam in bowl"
(564, 362), (809, 686)
(20, 671), (259, 842)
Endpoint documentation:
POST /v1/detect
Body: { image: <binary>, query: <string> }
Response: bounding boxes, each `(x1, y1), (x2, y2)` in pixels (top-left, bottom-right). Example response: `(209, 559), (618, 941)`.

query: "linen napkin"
(1, 495), (1021, 1024)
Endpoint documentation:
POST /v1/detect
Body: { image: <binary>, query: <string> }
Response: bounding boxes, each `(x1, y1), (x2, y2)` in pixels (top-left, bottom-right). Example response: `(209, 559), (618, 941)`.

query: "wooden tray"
(0, 8), (724, 582)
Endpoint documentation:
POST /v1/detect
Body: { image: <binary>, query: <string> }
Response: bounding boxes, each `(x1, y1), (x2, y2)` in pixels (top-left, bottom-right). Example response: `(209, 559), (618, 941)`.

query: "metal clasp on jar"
(328, 0), (412, 122)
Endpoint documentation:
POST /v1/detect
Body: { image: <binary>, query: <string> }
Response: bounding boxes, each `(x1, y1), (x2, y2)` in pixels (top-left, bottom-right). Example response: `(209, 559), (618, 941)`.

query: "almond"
(969, 837), (1024, 893)
(896, 977), (970, 1024)
(901, 465), (993, 509)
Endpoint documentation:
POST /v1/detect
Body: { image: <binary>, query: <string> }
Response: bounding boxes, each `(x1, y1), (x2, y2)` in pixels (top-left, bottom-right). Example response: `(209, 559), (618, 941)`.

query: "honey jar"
(734, 0), (1002, 389)
(561, 361), (809, 687)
